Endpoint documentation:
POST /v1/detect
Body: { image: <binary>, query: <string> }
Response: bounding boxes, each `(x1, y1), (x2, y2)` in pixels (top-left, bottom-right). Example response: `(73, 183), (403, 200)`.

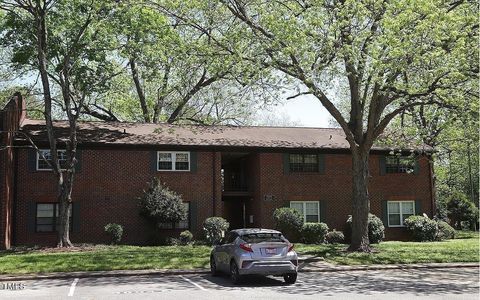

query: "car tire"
(230, 260), (242, 284)
(284, 273), (297, 284)
(210, 256), (218, 277)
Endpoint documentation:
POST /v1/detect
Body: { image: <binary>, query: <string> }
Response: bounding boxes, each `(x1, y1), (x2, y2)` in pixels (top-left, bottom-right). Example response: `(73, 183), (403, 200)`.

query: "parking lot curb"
(0, 262), (477, 282)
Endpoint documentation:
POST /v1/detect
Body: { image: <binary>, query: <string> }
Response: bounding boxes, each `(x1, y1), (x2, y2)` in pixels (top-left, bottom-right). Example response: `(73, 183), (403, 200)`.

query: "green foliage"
(446, 191), (479, 229)
(179, 230), (194, 245)
(326, 230), (345, 244)
(138, 178), (187, 227)
(104, 223), (124, 245)
(404, 216), (438, 242)
(273, 208), (303, 241)
(301, 223), (329, 244)
(202, 217), (229, 245)
(436, 221), (455, 241)
(345, 214), (385, 244)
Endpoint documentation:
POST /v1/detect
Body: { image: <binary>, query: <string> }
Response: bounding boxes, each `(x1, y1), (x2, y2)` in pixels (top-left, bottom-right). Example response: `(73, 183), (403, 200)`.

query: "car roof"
(230, 228), (282, 235)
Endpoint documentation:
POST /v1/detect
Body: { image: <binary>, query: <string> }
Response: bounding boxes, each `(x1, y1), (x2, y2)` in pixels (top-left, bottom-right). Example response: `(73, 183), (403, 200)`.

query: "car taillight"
(288, 243), (294, 252)
(240, 243), (253, 252)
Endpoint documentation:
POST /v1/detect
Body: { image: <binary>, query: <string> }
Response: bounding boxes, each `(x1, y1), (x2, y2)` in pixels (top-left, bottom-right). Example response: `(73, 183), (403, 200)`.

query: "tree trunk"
(56, 177), (73, 247)
(348, 149), (371, 252)
(129, 57), (151, 123)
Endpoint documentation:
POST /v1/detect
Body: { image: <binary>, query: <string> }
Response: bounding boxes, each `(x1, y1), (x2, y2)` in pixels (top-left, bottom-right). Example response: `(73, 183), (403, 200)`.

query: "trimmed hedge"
(179, 230), (194, 245)
(203, 217), (229, 245)
(436, 221), (455, 241)
(273, 207), (303, 241)
(104, 223), (124, 245)
(301, 222), (329, 244)
(404, 215), (438, 241)
(326, 230), (345, 244)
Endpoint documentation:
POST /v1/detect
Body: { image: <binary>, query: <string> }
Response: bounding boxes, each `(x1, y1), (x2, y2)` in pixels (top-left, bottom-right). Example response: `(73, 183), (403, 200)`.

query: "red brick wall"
(12, 148), (433, 246)
(254, 152), (433, 240)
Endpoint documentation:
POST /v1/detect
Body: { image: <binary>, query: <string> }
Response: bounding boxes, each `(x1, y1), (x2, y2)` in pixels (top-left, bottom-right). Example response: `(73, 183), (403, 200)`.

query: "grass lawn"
(0, 231), (478, 274)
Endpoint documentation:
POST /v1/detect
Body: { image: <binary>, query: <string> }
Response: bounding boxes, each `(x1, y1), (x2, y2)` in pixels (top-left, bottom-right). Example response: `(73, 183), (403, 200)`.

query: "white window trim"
(387, 200), (415, 227)
(290, 201), (320, 223)
(36, 149), (67, 171)
(157, 151), (190, 171)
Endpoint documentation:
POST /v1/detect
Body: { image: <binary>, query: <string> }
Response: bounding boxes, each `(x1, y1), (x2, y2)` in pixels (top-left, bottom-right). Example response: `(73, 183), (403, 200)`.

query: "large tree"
(156, 0), (478, 250)
(0, 0), (120, 247)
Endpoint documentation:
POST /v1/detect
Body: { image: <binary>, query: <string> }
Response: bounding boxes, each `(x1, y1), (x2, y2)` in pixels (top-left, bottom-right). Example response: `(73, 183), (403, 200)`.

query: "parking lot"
(0, 267), (478, 300)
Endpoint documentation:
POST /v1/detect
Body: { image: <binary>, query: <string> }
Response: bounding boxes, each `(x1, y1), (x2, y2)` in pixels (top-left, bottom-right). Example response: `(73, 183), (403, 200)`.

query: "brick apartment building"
(0, 95), (435, 249)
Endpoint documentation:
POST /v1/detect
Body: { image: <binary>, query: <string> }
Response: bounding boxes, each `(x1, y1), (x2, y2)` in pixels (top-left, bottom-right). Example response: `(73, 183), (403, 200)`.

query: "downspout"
(428, 155), (436, 217)
(12, 146), (18, 246)
(212, 151), (216, 216)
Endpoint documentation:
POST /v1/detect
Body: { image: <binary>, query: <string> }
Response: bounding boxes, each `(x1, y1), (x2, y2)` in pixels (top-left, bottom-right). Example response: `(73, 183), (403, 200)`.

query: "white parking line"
(68, 278), (79, 297)
(180, 275), (207, 291)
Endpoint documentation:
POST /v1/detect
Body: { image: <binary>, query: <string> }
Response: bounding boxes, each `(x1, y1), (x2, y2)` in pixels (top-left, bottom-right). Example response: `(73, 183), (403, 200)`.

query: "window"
(37, 150), (68, 171)
(387, 201), (415, 227)
(385, 156), (415, 174)
(158, 202), (190, 229)
(290, 201), (320, 223)
(157, 151), (190, 171)
(289, 154), (318, 172)
(36, 203), (72, 232)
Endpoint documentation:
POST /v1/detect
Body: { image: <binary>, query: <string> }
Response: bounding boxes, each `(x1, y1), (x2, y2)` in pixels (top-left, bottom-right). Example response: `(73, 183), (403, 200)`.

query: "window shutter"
(74, 149), (82, 173)
(319, 201), (326, 223)
(413, 157), (420, 175)
(379, 155), (386, 175)
(27, 149), (37, 171)
(283, 153), (290, 174)
(415, 200), (422, 216)
(72, 202), (80, 232)
(150, 151), (158, 172)
(381, 200), (388, 226)
(317, 154), (325, 174)
(190, 152), (197, 173)
(27, 203), (36, 232)
(189, 201), (197, 230)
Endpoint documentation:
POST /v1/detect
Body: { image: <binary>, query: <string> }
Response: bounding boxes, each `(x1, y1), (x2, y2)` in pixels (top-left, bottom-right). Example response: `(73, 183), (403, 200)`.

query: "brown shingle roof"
(18, 119), (429, 152)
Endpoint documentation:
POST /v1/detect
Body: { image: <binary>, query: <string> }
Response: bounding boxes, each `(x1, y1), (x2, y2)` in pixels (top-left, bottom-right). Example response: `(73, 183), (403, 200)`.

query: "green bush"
(404, 215), (438, 241)
(273, 207), (303, 241)
(179, 230), (194, 245)
(104, 223), (124, 244)
(446, 191), (479, 229)
(203, 217), (229, 245)
(345, 213), (385, 244)
(326, 230), (345, 244)
(301, 222), (329, 244)
(139, 178), (187, 227)
(436, 221), (455, 241)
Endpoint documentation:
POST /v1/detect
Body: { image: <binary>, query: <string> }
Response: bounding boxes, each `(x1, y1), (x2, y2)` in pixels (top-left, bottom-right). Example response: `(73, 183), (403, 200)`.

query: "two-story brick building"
(0, 95), (435, 249)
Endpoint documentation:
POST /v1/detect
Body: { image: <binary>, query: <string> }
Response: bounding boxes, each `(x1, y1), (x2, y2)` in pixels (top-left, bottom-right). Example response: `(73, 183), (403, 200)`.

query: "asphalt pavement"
(0, 267), (478, 300)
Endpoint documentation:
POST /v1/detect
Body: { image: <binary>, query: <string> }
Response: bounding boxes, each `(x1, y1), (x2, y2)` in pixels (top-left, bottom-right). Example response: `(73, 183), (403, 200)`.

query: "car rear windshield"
(240, 233), (285, 243)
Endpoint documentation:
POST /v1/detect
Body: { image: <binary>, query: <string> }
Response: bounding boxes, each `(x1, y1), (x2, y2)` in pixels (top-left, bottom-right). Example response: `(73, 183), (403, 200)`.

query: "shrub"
(436, 221), (455, 241)
(139, 178), (187, 227)
(104, 223), (124, 244)
(345, 213), (385, 244)
(446, 191), (479, 229)
(404, 215), (438, 241)
(203, 217), (229, 245)
(326, 230), (345, 244)
(273, 207), (303, 241)
(301, 222), (329, 244)
(179, 230), (193, 245)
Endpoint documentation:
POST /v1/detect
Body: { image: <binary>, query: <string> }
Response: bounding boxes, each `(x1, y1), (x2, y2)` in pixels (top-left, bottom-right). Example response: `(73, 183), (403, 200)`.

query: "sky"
(272, 94), (332, 127)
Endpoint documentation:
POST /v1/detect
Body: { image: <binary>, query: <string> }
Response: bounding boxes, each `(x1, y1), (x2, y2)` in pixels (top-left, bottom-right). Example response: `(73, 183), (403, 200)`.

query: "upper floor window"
(157, 151), (190, 171)
(37, 149), (67, 171)
(387, 201), (415, 227)
(158, 202), (190, 229)
(289, 154), (318, 172)
(290, 201), (320, 223)
(385, 156), (415, 174)
(36, 203), (72, 232)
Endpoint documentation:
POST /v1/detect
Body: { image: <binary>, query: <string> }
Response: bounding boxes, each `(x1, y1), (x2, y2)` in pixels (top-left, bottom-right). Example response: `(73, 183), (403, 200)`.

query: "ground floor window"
(158, 202), (190, 229)
(36, 203), (72, 232)
(290, 201), (320, 223)
(387, 201), (415, 227)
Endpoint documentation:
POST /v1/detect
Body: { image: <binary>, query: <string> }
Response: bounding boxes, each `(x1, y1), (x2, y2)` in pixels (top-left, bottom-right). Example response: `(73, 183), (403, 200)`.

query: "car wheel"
(210, 256), (218, 276)
(230, 260), (241, 284)
(284, 273), (297, 284)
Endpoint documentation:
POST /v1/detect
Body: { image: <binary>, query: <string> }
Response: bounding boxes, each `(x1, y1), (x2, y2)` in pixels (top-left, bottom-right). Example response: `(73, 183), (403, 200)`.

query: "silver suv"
(210, 228), (298, 284)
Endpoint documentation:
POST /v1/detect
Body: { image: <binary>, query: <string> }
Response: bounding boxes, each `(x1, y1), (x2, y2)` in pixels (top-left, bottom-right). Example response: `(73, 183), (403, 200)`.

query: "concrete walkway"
(0, 257), (477, 282)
